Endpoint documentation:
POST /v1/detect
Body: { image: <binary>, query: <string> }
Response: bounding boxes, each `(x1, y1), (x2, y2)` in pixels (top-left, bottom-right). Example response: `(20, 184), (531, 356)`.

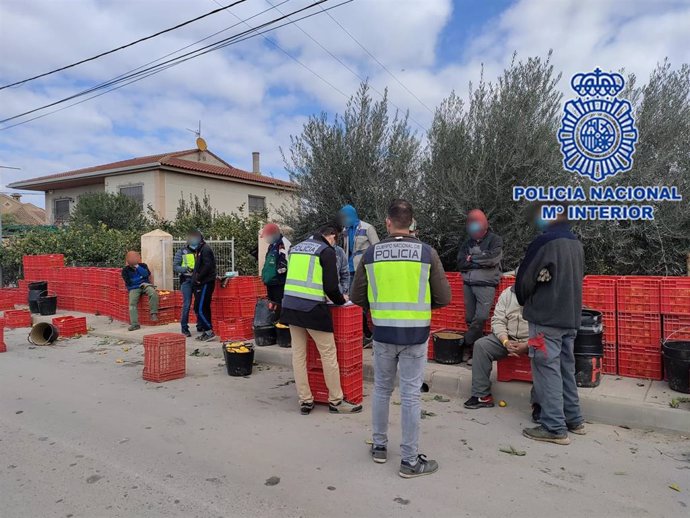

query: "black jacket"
(191, 241), (217, 285)
(457, 231), (503, 287)
(515, 223), (584, 329)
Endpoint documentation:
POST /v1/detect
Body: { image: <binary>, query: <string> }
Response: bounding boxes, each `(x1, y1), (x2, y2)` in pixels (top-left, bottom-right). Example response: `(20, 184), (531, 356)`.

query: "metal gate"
(171, 239), (235, 290)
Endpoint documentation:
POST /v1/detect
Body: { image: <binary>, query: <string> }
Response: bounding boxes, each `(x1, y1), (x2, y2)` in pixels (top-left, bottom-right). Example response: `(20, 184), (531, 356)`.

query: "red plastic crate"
(661, 277), (690, 316)
(618, 347), (662, 380)
(0, 318), (5, 353)
(662, 314), (690, 341)
(307, 336), (364, 370)
(583, 275), (617, 311)
(238, 297), (258, 319)
(601, 310), (616, 345)
(496, 354), (532, 382)
(140, 308), (175, 326)
(52, 316), (88, 338)
(602, 342), (617, 375)
(3, 309), (32, 328)
(308, 364), (363, 404)
(217, 318), (253, 340)
(616, 276), (661, 314)
(143, 333), (186, 382)
(498, 275), (516, 295)
(617, 312), (662, 348)
(331, 305), (364, 341)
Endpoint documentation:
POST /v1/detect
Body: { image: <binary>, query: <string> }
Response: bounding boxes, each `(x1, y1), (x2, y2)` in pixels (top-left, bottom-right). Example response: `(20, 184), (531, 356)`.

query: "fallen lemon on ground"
(498, 400), (507, 407)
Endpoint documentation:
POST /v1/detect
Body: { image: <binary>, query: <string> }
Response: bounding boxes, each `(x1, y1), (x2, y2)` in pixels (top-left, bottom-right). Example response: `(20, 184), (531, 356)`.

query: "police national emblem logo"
(558, 68), (638, 182)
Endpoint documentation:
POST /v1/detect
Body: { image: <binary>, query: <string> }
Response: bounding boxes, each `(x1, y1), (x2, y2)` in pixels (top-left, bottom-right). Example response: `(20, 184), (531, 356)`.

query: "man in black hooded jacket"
(189, 230), (217, 341)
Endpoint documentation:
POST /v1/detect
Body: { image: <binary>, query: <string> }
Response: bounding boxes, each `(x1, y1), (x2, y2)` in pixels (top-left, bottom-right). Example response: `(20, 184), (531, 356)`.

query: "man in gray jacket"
(457, 209), (503, 357)
(515, 205), (585, 445)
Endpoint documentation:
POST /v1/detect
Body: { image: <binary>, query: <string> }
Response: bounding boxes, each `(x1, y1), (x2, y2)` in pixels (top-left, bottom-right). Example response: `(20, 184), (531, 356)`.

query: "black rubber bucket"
(432, 330), (464, 364)
(574, 330), (604, 355)
(38, 294), (58, 316)
(222, 342), (254, 376)
(253, 325), (277, 347)
(28, 322), (59, 345)
(575, 354), (603, 387)
(28, 282), (48, 313)
(275, 324), (291, 348)
(663, 341), (690, 394)
(580, 309), (603, 331)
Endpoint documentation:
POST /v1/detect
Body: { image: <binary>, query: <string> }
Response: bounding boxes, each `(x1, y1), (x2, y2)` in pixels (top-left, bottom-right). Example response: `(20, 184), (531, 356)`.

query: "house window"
(119, 185), (144, 209)
(54, 199), (70, 223)
(248, 195), (266, 214)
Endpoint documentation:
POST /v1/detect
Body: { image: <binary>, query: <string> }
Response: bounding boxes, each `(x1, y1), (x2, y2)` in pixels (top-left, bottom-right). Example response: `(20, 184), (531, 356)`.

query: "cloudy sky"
(1, 0), (689, 207)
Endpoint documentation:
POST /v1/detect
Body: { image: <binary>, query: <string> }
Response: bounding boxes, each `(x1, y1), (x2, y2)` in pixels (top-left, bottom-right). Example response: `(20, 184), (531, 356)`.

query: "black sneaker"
(531, 403), (542, 423)
(328, 400), (363, 414)
(182, 330), (192, 338)
(300, 401), (315, 415)
(195, 332), (208, 341)
(371, 445), (387, 464)
(522, 425), (570, 445)
(567, 422), (586, 435)
(128, 324), (141, 331)
(463, 395), (495, 409)
(202, 331), (216, 342)
(399, 454), (439, 478)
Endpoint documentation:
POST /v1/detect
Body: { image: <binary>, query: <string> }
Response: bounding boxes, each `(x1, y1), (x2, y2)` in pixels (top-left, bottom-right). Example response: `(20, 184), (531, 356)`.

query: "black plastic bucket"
(28, 322), (59, 345)
(575, 354), (602, 387)
(28, 282), (48, 314)
(432, 330), (464, 364)
(38, 294), (58, 316)
(275, 325), (291, 348)
(253, 325), (277, 347)
(222, 342), (254, 376)
(574, 330), (604, 355)
(580, 309), (603, 331)
(663, 341), (690, 394)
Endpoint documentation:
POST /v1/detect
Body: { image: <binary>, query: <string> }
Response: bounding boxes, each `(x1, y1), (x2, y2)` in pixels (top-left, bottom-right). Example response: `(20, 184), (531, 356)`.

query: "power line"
(0, 0), (353, 130)
(0, 0), (249, 90)
(259, 0), (428, 131)
(321, 8), (434, 115)
(211, 0), (349, 99)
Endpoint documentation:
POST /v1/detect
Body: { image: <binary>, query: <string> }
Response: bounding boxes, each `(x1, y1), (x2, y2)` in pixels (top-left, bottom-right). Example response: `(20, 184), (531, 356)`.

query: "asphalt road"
(1, 330), (688, 518)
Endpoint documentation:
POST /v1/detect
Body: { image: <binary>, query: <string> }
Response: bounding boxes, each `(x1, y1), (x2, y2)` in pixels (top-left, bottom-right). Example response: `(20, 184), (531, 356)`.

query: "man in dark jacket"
(351, 200), (451, 478)
(173, 232), (197, 337)
(281, 223), (362, 416)
(457, 209), (503, 356)
(189, 230), (217, 342)
(122, 251), (159, 331)
(515, 204), (585, 445)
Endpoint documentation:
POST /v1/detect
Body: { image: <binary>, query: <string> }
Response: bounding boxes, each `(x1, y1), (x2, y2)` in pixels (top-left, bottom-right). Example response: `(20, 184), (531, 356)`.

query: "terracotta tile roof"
(9, 149), (296, 190)
(161, 157), (295, 189)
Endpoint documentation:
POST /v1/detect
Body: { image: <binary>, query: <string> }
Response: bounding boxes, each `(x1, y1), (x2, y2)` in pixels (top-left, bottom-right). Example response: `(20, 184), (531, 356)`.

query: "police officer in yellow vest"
(173, 232), (197, 337)
(281, 223), (363, 416)
(351, 200), (451, 478)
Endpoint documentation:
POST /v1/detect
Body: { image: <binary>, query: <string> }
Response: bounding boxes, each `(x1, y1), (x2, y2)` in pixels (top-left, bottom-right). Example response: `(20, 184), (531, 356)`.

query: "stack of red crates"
(661, 277), (690, 344)
(217, 317), (254, 341)
(307, 305), (363, 404)
(582, 275), (618, 374)
(143, 333), (186, 382)
(0, 317), (6, 352)
(3, 309), (32, 328)
(616, 276), (662, 380)
(52, 316), (88, 338)
(211, 277), (265, 329)
(0, 288), (21, 310)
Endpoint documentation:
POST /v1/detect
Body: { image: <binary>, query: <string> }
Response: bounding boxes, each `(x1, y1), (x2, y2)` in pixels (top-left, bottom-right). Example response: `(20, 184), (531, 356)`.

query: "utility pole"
(0, 165), (22, 287)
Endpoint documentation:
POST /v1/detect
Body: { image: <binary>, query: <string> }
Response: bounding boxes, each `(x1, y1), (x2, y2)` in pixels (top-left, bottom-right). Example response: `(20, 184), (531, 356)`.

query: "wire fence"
(171, 239), (235, 290)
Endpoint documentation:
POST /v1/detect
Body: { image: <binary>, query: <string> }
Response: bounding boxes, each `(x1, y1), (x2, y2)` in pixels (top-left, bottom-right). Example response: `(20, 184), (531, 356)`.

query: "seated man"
(122, 251), (159, 331)
(464, 281), (539, 419)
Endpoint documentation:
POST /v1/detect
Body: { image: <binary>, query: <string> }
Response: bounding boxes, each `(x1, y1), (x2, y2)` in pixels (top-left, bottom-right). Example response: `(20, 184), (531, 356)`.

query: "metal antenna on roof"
(187, 120), (207, 154)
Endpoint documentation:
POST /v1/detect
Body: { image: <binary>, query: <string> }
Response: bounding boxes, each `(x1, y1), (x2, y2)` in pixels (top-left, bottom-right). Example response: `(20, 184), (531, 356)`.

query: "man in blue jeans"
(515, 204), (585, 445)
(351, 199), (451, 478)
(173, 233), (197, 337)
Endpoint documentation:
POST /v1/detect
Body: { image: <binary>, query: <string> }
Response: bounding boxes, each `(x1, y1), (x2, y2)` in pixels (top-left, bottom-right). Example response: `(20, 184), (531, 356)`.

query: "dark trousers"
(180, 279), (193, 333)
(194, 281), (215, 332)
(463, 284), (496, 346)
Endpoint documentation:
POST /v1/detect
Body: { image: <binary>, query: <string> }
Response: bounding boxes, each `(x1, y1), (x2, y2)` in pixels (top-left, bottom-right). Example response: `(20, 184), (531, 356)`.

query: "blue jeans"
(529, 322), (583, 435)
(372, 340), (427, 464)
(180, 279), (193, 333)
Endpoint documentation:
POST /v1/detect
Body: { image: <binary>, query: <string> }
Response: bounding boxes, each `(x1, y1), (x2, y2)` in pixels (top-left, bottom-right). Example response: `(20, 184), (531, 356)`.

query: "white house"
(9, 144), (296, 224)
